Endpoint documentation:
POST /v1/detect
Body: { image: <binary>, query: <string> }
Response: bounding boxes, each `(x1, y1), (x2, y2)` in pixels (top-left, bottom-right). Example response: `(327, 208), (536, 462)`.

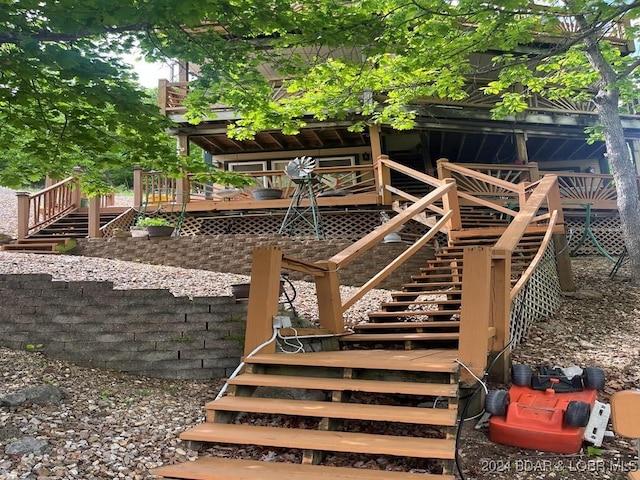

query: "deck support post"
(458, 247), (492, 383)
(490, 248), (512, 384)
(16, 192), (30, 240)
(133, 166), (143, 208)
(515, 132), (529, 165)
(87, 196), (102, 238)
(314, 261), (345, 334)
(244, 246), (283, 356)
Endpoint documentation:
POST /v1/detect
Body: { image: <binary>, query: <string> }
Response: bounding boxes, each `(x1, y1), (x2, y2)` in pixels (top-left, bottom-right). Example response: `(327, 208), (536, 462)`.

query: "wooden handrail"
(379, 157), (444, 189)
(437, 159), (523, 194)
(329, 182), (454, 268)
(510, 210), (560, 300)
(341, 211), (453, 312)
(493, 175), (559, 253)
(17, 176), (79, 238)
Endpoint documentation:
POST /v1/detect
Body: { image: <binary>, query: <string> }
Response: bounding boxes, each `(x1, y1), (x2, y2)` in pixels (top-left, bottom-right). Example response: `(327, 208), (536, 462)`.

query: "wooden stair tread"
(180, 423), (456, 460)
(402, 282), (462, 289)
(228, 373), (458, 396)
(368, 311), (461, 318)
(206, 396), (457, 425)
(342, 333), (459, 342)
(153, 456), (455, 480)
(354, 321), (460, 330)
(245, 350), (459, 373)
(384, 301), (461, 308)
(391, 290), (461, 298)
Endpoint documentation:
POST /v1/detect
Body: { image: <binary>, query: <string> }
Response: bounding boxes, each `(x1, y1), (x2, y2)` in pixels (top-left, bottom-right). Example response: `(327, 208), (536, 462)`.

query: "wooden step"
(341, 333), (459, 343)
(382, 300), (461, 309)
(228, 373), (458, 397)
(401, 282), (462, 290)
(154, 456), (455, 480)
(368, 310), (461, 319)
(2, 242), (58, 250)
(354, 321), (460, 332)
(245, 350), (459, 373)
(180, 423), (456, 460)
(391, 289), (461, 299)
(205, 397), (457, 426)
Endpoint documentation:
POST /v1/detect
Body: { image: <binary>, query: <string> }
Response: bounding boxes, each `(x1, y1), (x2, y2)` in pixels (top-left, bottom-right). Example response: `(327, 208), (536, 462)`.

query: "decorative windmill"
(278, 156), (325, 239)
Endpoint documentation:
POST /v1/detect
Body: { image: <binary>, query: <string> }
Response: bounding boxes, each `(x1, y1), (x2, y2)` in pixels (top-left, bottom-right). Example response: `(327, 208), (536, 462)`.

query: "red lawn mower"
(486, 364), (606, 454)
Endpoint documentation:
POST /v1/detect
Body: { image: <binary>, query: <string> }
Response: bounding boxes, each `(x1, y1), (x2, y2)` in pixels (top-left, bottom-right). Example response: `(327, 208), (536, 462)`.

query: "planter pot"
(146, 225), (175, 238)
(232, 280), (285, 300)
(130, 226), (148, 238)
(251, 188), (283, 200)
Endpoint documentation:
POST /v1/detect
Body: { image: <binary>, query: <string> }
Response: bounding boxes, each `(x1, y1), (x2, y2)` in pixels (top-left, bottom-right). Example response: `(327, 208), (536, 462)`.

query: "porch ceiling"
(187, 126), (369, 154)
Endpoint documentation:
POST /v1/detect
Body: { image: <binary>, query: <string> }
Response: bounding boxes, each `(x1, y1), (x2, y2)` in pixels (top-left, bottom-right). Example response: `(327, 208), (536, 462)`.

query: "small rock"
(578, 339), (596, 349)
(0, 392), (27, 407)
(21, 384), (65, 405)
(5, 437), (49, 455)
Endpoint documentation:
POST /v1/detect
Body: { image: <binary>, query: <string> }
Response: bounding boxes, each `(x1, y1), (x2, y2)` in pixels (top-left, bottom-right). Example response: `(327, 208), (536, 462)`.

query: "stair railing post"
(518, 182), (531, 210)
(436, 158), (451, 180)
(490, 247), (513, 384)
(133, 166), (143, 208)
(72, 166), (83, 208)
(16, 192), (30, 240)
(458, 247), (493, 383)
(546, 176), (575, 291)
(527, 162), (540, 182)
(374, 155), (392, 205)
(442, 178), (462, 232)
(244, 246), (283, 356)
(314, 261), (345, 333)
(175, 173), (190, 206)
(88, 196), (102, 238)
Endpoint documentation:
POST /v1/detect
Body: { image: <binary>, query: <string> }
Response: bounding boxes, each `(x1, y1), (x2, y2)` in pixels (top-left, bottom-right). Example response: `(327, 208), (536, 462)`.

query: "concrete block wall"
(74, 235), (434, 290)
(0, 274), (247, 380)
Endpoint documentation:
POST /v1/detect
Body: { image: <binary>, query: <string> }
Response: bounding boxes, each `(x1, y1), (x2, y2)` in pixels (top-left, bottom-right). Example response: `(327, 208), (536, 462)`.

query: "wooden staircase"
(154, 232), (542, 480)
(154, 350), (459, 480)
(2, 211), (120, 254)
(153, 230), (546, 480)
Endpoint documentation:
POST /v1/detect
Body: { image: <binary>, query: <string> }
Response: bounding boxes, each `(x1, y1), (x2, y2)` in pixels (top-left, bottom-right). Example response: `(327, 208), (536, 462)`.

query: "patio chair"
(611, 390), (640, 480)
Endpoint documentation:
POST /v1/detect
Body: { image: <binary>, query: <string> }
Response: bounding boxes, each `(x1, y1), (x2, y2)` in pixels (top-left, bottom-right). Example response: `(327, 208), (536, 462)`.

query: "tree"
(4, 1), (640, 280)
(149, 1), (640, 282)
(0, 0), (187, 193)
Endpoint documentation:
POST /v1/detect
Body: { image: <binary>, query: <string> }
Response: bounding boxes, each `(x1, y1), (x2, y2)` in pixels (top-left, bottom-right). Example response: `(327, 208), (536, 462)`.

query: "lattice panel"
(510, 243), (562, 347)
(178, 217), (204, 236)
(197, 211), (383, 239)
(101, 208), (136, 236)
(566, 214), (624, 256)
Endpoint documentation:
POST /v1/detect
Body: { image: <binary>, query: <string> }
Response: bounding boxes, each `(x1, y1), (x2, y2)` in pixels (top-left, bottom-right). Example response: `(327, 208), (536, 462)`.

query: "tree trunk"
(581, 29), (640, 283)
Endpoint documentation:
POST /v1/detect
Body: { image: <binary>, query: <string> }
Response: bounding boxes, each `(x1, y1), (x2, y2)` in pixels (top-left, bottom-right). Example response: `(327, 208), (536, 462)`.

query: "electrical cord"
(215, 327), (279, 400)
(277, 327), (305, 354)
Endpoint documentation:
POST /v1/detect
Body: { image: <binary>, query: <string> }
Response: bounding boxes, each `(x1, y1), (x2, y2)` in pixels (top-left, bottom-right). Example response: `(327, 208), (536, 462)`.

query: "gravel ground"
(0, 188), (391, 327)
(1, 188), (639, 480)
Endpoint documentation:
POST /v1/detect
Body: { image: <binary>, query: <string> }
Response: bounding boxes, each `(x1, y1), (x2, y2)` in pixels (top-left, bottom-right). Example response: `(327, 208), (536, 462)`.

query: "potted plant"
(135, 217), (175, 238)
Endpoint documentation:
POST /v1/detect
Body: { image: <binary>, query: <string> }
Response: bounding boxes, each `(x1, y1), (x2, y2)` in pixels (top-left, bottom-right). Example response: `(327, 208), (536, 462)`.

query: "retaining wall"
(0, 274), (246, 380)
(74, 235), (435, 290)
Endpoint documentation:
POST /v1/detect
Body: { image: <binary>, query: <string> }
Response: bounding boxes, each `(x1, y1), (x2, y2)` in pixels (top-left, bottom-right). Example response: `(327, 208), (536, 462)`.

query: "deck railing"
(242, 156), (459, 355)
(487, 174), (566, 380)
(16, 176), (80, 239)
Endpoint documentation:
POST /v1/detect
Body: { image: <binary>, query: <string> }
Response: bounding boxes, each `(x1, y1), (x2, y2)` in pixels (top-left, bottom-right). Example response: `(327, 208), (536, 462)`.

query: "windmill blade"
(285, 156), (316, 179)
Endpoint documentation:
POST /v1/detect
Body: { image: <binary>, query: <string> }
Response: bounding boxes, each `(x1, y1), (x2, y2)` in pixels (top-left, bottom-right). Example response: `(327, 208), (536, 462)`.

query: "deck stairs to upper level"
(2, 210), (121, 254)
(154, 230), (546, 480)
